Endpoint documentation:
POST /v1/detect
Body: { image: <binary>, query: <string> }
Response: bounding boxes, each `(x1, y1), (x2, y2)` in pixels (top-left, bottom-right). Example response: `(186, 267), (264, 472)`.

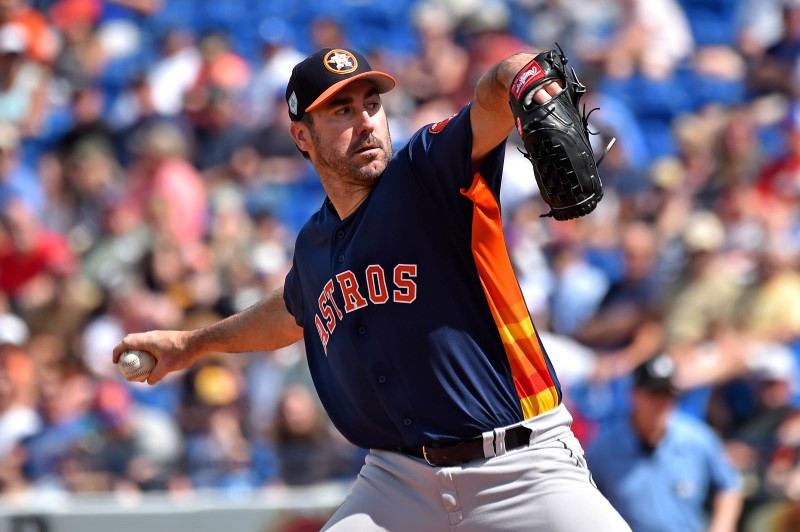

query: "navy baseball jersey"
(283, 103), (562, 449)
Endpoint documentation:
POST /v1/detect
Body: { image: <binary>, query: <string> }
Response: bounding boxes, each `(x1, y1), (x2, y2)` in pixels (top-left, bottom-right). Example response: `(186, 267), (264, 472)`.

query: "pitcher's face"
(293, 80), (392, 187)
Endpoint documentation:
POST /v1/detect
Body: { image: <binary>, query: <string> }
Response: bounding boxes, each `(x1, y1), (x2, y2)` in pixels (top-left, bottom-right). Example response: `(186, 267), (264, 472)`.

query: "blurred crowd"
(1, 0), (800, 528)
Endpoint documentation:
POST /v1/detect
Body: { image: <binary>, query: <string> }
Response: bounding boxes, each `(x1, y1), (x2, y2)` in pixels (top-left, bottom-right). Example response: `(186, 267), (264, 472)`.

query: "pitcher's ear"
(289, 121), (311, 152)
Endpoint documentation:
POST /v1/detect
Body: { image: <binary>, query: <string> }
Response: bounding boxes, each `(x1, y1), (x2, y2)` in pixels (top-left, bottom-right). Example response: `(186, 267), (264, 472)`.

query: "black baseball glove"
(509, 46), (612, 221)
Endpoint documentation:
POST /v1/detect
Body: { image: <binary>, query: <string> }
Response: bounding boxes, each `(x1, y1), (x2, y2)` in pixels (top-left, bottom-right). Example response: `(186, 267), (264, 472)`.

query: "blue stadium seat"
(678, 385), (713, 420)
(567, 375), (634, 432)
(638, 119), (678, 161)
(147, 0), (195, 33)
(598, 72), (688, 161)
(678, 0), (741, 47)
(97, 53), (150, 94)
(688, 72), (746, 111)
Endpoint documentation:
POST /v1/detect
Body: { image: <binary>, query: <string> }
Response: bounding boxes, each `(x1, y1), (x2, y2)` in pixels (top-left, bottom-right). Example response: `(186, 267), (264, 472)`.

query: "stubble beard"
(312, 129), (393, 187)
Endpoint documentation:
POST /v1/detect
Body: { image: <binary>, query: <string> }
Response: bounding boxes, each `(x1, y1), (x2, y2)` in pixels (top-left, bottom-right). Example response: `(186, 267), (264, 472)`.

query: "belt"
(396, 425), (533, 467)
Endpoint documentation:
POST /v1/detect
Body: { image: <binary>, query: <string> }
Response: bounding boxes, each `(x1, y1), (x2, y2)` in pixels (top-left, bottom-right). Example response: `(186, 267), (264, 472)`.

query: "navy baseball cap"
(285, 48), (396, 121)
(632, 355), (680, 395)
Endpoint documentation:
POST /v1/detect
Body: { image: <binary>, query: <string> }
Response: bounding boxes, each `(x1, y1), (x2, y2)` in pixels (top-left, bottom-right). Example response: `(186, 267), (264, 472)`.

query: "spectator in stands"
(660, 210), (742, 348)
(49, 0), (105, 95)
(603, 0), (694, 80)
(399, 2), (469, 106)
(309, 17), (347, 51)
(246, 17), (304, 128)
(0, 0), (57, 65)
(41, 84), (120, 243)
(79, 190), (150, 291)
(244, 89), (310, 186)
(670, 112), (729, 210)
(269, 385), (363, 487)
(546, 237), (609, 338)
(713, 106), (764, 188)
(0, 198), (76, 306)
(747, 0), (800, 97)
(0, 120), (42, 214)
(587, 354), (743, 532)
(72, 378), (182, 492)
(0, 23), (48, 136)
(756, 102), (800, 205)
(21, 366), (94, 489)
(191, 87), (251, 175)
(93, 0), (163, 64)
(122, 121), (206, 246)
(738, 0), (789, 59)
(0, 310), (36, 494)
(457, 1), (530, 106)
(725, 343), (800, 524)
(108, 74), (185, 167)
(515, 0), (582, 54)
(0, 320), (39, 460)
(55, 84), (114, 161)
(184, 30), (249, 113)
(178, 359), (273, 491)
(734, 242), (800, 344)
(146, 29), (201, 118)
(574, 220), (664, 380)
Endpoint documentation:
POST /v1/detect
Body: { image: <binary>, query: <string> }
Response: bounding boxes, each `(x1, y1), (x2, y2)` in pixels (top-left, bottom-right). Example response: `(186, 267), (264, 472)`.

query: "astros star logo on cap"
(324, 49), (358, 74)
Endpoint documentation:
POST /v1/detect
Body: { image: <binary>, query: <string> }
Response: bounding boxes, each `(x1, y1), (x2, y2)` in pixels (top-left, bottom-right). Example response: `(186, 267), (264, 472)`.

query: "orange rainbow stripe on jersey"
(461, 173), (560, 418)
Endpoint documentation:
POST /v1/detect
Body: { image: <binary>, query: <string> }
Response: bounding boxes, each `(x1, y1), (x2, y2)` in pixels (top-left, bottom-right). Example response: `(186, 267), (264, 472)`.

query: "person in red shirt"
(0, 198), (76, 301)
(756, 104), (800, 202)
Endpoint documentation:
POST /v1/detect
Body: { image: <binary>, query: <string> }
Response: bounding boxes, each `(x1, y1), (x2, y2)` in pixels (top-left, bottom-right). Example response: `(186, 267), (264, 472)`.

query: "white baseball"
(118, 349), (157, 382)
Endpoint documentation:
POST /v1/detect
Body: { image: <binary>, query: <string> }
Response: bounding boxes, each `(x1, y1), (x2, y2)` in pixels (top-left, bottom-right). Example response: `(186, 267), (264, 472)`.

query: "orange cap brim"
(305, 71), (396, 113)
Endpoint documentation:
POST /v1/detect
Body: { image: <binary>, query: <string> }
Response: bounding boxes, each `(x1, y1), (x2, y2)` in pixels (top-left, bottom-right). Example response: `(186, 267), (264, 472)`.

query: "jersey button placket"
(377, 375), (387, 384)
(331, 223), (347, 269)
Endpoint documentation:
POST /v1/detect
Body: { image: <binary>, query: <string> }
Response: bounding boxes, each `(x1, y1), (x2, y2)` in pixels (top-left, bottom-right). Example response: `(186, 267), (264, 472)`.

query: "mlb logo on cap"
(285, 48), (396, 121)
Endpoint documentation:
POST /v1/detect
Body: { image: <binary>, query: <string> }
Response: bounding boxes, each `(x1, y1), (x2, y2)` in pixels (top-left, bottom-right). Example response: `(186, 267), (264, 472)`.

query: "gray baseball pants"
(323, 404), (630, 531)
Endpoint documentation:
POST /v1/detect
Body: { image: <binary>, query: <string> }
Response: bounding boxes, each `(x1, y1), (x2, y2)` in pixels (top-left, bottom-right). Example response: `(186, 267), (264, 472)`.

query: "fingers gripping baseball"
(113, 330), (196, 385)
(528, 80), (562, 105)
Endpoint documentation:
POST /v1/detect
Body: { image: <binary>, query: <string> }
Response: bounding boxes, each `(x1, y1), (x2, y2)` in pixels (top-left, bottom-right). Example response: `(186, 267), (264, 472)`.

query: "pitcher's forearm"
(474, 53), (535, 119)
(189, 287), (304, 355)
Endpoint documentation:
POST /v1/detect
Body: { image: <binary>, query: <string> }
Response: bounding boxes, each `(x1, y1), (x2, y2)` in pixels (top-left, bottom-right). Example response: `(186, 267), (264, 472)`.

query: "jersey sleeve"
(405, 102), (507, 198)
(283, 258), (304, 326)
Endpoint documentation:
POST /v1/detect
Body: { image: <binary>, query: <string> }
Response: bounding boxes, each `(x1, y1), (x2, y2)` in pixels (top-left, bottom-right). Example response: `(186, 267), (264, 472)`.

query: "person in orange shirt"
(0, 0), (57, 65)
